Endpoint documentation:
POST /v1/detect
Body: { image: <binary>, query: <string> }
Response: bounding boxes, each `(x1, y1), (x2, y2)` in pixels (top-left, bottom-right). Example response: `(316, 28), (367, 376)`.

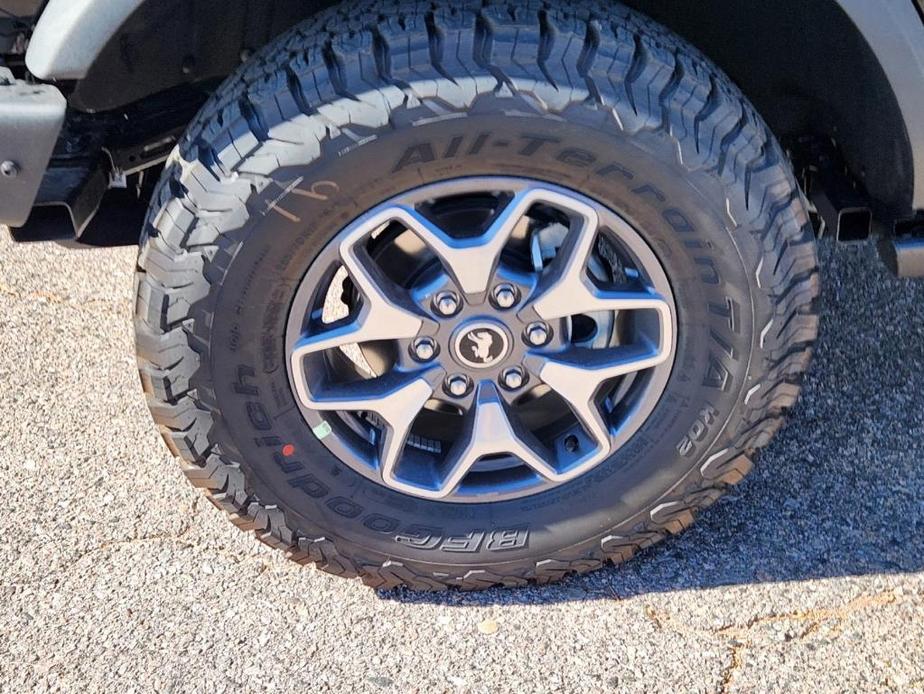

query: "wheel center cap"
(452, 321), (510, 369)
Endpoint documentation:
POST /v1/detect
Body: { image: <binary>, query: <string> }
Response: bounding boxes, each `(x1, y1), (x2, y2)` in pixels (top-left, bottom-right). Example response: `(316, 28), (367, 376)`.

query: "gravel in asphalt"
(0, 232), (922, 692)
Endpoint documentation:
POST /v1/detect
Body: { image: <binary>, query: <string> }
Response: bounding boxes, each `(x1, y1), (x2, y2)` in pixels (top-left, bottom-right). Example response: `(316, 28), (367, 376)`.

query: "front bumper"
(0, 69), (65, 227)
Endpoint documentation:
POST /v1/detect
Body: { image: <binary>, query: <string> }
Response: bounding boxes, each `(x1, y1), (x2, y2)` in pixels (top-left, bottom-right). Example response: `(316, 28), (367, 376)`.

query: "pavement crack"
(714, 589), (901, 639)
(643, 604), (716, 640)
(643, 605), (665, 631)
(719, 642), (745, 694)
(707, 589), (907, 692)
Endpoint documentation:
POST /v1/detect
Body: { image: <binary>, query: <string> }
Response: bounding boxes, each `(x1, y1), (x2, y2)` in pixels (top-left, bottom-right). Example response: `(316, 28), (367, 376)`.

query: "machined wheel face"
(285, 177), (676, 502)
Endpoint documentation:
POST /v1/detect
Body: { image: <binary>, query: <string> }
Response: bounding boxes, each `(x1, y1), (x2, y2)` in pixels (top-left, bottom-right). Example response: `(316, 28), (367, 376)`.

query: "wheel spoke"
(433, 383), (560, 497)
(291, 370), (435, 485)
(527, 201), (673, 322)
(541, 283), (674, 354)
(567, 287), (674, 318)
(395, 188), (551, 299)
(533, 269), (674, 321)
(291, 223), (428, 360)
(525, 342), (671, 471)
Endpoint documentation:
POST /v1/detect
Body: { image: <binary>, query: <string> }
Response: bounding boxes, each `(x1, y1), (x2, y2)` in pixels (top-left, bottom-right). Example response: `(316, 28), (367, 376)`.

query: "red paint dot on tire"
(282, 444), (296, 457)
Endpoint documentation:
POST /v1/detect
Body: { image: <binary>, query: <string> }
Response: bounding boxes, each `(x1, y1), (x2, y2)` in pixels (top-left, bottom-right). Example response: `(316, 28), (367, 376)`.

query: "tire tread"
(135, 0), (820, 591)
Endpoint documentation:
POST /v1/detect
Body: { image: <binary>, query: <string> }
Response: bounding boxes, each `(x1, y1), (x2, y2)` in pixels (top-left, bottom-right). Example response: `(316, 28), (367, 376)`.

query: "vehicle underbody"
(1, 1), (923, 266)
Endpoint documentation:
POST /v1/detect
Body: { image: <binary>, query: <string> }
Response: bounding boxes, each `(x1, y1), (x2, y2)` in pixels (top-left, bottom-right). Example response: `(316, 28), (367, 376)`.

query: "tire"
(135, 0), (819, 590)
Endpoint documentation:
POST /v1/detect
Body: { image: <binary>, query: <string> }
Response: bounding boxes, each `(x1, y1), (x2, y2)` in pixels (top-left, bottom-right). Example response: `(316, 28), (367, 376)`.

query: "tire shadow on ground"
(379, 240), (924, 605)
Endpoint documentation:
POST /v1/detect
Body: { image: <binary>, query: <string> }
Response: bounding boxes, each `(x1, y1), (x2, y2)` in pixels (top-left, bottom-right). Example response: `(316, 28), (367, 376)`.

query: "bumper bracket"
(0, 69), (66, 227)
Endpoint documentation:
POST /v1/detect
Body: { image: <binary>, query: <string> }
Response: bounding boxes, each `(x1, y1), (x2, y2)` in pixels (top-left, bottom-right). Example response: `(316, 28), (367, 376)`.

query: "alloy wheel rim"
(285, 177), (677, 502)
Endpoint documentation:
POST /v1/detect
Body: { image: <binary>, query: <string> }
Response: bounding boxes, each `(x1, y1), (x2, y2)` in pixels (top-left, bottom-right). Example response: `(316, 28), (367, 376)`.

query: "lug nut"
(446, 374), (471, 397)
(501, 367), (526, 391)
(525, 322), (551, 347)
(492, 283), (518, 309)
(412, 337), (437, 362)
(434, 291), (460, 317)
(0, 160), (19, 178)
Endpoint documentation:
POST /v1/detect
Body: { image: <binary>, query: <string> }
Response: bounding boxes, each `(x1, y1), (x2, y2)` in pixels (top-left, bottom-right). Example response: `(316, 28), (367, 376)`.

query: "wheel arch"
(621, 0), (924, 219)
(25, 0), (924, 219)
(25, 0), (335, 109)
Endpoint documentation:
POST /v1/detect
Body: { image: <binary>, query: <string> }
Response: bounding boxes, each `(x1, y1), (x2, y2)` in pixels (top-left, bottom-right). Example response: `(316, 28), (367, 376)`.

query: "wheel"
(135, 0), (820, 590)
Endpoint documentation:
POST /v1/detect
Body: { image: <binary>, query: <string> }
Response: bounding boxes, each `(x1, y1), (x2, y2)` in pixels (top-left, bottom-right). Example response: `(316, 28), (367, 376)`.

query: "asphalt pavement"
(0, 231), (922, 692)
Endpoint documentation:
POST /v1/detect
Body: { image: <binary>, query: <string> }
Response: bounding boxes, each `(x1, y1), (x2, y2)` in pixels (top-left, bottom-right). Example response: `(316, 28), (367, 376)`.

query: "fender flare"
(23, 0), (924, 209)
(25, 0), (145, 82)
(836, 0), (924, 210)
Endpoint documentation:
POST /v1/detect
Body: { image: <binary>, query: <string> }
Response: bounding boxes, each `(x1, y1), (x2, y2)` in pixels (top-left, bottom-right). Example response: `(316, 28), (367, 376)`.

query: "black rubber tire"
(135, 0), (820, 590)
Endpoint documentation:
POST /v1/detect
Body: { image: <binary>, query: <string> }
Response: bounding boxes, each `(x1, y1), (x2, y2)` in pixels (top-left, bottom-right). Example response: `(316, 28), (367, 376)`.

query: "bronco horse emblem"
(469, 331), (496, 363)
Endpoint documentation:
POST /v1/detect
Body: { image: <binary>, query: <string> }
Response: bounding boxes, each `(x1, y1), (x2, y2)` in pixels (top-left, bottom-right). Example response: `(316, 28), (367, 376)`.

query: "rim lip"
(284, 176), (678, 504)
